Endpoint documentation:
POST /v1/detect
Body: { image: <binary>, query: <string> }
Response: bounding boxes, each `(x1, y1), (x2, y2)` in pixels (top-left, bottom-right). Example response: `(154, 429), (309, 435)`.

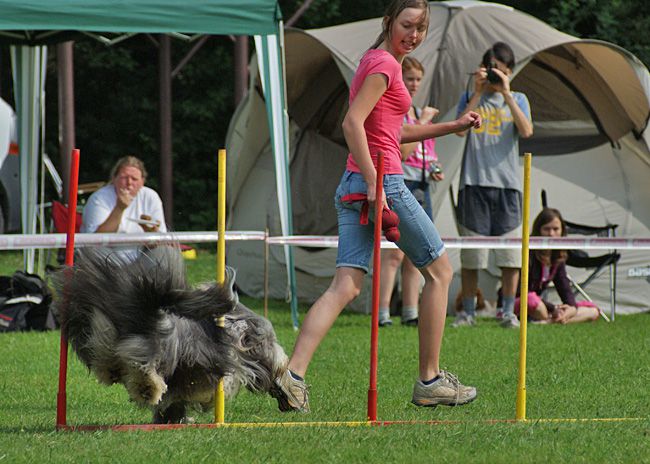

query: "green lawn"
(1, 250), (649, 463)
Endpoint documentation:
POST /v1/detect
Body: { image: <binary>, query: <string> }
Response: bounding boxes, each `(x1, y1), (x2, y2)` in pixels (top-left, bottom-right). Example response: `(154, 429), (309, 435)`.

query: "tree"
(503, 0), (649, 67)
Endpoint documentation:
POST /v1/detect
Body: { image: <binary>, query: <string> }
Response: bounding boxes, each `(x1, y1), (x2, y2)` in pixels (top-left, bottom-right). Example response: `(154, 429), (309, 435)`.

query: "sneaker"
(451, 313), (476, 328)
(379, 317), (393, 327)
(270, 369), (310, 412)
(401, 318), (418, 327)
(500, 313), (520, 329)
(495, 310), (504, 321)
(411, 371), (477, 407)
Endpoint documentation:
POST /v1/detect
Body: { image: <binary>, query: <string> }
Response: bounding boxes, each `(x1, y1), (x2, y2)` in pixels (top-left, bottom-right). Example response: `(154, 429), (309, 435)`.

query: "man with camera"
(452, 41), (533, 329)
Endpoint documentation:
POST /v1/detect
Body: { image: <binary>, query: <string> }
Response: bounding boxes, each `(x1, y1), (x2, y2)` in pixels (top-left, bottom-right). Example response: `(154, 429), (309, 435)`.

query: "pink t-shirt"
(345, 49), (411, 175)
(402, 112), (437, 174)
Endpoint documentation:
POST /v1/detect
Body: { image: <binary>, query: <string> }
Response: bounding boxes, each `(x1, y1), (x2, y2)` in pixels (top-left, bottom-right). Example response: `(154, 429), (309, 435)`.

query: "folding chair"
(541, 190), (620, 321)
(51, 200), (82, 235)
(49, 200), (82, 265)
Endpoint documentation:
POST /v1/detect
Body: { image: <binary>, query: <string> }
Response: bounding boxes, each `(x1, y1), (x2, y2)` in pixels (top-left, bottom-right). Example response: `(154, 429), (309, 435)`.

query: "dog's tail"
(53, 246), (237, 334)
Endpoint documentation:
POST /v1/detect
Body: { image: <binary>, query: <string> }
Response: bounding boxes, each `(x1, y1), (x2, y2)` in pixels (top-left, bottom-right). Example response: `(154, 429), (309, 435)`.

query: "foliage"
(279, 0), (385, 28)
(502, 0), (649, 67)
(40, 36), (237, 232)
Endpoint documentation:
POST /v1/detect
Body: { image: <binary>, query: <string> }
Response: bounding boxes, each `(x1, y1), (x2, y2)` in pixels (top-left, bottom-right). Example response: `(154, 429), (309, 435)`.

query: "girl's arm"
(341, 73), (388, 206)
(400, 139), (419, 160)
(400, 107), (438, 160)
(401, 111), (481, 143)
(553, 263), (577, 307)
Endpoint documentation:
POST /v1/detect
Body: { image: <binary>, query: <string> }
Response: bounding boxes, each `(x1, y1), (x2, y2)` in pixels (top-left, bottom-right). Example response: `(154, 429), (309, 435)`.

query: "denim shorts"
(404, 179), (432, 220)
(334, 170), (445, 272)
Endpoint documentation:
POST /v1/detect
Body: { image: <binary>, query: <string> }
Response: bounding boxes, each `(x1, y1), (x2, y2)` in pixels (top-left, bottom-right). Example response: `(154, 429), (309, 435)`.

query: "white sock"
(401, 306), (417, 321)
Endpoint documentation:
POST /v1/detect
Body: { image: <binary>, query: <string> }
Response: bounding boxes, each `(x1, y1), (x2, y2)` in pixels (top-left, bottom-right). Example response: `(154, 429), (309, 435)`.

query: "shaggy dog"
(52, 246), (289, 424)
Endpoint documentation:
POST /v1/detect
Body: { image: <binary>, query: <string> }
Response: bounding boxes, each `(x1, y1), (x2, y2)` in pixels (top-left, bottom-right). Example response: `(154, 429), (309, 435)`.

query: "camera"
(427, 162), (443, 179)
(485, 62), (501, 84)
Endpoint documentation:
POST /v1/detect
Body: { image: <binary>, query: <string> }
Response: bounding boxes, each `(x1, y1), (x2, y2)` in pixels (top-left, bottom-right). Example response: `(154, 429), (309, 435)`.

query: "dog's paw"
(126, 368), (168, 405)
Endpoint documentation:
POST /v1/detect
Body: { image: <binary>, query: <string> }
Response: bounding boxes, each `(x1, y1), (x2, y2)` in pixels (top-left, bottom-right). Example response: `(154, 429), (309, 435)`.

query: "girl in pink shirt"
(271, 0), (482, 413)
(379, 57), (444, 327)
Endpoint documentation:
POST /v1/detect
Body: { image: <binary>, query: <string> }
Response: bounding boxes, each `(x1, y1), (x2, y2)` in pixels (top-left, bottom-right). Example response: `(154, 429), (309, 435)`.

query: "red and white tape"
(3, 232), (650, 251)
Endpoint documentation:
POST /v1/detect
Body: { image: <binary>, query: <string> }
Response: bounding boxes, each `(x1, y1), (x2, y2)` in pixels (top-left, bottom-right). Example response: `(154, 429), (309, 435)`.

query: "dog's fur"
(52, 246), (288, 424)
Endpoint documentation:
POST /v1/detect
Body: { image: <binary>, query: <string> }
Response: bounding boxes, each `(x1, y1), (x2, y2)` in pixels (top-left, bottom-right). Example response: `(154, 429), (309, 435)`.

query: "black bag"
(0, 271), (56, 332)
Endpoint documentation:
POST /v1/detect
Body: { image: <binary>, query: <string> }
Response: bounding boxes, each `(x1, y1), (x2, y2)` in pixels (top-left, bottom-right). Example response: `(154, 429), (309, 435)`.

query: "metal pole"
(516, 153), (532, 421)
(367, 152), (384, 422)
(57, 41), (75, 201)
(159, 34), (173, 228)
(234, 36), (248, 106)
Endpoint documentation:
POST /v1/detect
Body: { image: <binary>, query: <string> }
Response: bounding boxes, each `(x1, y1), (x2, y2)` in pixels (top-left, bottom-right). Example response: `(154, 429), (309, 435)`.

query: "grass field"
(1, 250), (649, 463)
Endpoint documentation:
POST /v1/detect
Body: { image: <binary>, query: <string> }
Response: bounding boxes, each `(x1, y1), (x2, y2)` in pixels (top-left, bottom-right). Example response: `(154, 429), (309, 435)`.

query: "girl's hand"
(366, 182), (387, 210)
(419, 106), (439, 124)
(552, 305), (572, 324)
(430, 171), (445, 182)
(368, 188), (388, 208)
(457, 111), (482, 131)
(429, 162), (444, 182)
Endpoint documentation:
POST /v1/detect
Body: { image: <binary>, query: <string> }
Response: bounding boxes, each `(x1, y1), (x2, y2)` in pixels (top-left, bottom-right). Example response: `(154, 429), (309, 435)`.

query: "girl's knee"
(330, 271), (364, 302)
(421, 257), (453, 286)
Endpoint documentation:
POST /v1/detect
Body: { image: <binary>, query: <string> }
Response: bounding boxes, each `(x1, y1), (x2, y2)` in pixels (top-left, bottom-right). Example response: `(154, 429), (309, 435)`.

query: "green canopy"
(0, 0), (282, 38)
(0, 0), (299, 326)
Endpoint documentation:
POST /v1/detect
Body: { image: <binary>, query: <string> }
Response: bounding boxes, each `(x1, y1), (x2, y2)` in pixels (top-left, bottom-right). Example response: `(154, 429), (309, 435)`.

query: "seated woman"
(517, 207), (600, 324)
(81, 156), (167, 262)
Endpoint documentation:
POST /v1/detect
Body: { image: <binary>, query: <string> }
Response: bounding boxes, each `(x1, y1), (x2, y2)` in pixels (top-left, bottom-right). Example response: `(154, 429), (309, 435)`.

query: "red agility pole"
(56, 148), (80, 429)
(367, 152), (385, 422)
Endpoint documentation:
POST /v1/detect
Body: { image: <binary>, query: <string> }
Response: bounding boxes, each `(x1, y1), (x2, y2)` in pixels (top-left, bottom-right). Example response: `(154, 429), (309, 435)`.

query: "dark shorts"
(457, 185), (522, 236)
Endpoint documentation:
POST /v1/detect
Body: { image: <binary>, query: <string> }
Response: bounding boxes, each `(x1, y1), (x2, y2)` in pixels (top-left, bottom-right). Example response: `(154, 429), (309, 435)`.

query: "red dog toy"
(341, 193), (400, 242)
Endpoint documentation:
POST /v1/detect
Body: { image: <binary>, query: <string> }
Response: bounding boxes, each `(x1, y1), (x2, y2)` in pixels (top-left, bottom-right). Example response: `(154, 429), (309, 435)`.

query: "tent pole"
(159, 34), (174, 229)
(57, 41), (75, 201)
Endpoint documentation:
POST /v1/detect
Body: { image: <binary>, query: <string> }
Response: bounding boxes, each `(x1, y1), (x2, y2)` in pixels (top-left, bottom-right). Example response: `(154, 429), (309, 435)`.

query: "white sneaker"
(500, 314), (520, 328)
(411, 371), (477, 407)
(270, 370), (310, 412)
(451, 313), (476, 328)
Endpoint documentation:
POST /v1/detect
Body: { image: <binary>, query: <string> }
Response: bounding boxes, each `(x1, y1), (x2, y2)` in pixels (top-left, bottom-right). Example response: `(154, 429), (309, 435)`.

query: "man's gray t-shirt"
(456, 91), (531, 192)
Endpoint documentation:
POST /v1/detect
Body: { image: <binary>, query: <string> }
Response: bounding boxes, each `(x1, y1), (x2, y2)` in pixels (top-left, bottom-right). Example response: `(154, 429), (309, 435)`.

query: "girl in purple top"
(516, 208), (600, 324)
(270, 0), (482, 413)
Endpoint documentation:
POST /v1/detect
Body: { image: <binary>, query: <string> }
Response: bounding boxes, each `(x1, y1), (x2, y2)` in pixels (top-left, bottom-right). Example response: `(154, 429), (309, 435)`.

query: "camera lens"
(486, 66), (501, 84)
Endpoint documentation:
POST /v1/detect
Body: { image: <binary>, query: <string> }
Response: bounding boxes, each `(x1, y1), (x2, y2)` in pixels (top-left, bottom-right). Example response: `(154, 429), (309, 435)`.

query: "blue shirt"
(456, 91), (532, 192)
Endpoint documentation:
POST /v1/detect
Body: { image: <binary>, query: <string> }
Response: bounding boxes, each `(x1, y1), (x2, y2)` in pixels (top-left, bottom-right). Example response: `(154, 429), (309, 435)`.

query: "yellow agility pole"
(215, 148), (227, 424)
(516, 152), (532, 421)
(264, 227), (269, 319)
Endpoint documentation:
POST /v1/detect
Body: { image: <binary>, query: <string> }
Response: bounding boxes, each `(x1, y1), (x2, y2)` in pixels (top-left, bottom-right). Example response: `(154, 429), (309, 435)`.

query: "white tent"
(226, 0), (650, 315)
